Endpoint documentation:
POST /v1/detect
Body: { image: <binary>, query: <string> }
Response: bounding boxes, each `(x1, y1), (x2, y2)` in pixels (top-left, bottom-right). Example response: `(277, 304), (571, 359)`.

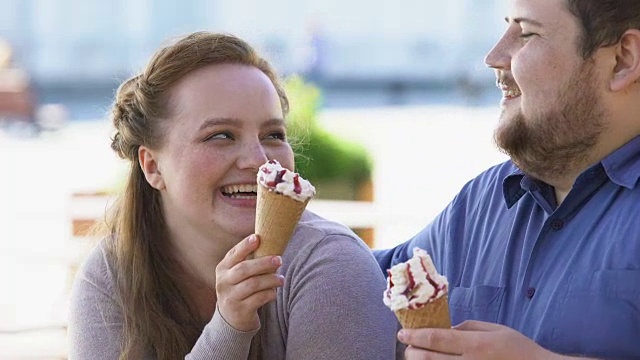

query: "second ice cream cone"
(394, 295), (451, 329)
(254, 185), (309, 257)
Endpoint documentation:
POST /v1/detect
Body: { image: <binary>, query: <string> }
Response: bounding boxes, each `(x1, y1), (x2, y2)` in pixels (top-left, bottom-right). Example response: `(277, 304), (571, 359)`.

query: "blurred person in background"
(375, 0), (640, 359)
(0, 38), (38, 135)
(67, 31), (396, 360)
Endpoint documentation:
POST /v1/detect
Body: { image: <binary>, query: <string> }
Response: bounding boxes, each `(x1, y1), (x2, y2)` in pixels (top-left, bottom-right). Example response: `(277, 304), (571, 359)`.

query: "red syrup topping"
(420, 256), (445, 299)
(266, 169), (287, 188)
(293, 175), (302, 194)
(385, 270), (394, 298)
(407, 265), (416, 291)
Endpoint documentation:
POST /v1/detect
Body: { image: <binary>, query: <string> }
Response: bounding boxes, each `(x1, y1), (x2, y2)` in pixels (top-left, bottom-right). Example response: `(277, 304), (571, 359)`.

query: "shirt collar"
(502, 135), (640, 207)
(502, 166), (526, 209)
(601, 135), (640, 190)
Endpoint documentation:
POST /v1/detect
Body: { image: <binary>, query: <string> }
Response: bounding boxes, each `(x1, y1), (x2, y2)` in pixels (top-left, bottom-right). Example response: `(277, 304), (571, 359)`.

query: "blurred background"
(0, 0), (509, 358)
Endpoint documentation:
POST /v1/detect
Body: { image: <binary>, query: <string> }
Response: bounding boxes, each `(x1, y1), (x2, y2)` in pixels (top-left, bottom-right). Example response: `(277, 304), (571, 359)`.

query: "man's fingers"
(398, 328), (464, 355)
(404, 346), (459, 360)
(453, 320), (506, 331)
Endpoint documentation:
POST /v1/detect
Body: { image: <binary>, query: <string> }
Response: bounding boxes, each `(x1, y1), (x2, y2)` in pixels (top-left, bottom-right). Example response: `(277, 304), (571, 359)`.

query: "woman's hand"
(215, 234), (284, 332)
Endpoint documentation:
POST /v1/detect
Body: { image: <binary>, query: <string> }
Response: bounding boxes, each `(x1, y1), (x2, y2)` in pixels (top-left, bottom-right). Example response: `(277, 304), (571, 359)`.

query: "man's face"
(484, 0), (607, 179)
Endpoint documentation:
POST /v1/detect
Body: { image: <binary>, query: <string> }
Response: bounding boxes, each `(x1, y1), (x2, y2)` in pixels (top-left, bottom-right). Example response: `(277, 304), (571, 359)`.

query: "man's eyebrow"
(504, 17), (544, 27)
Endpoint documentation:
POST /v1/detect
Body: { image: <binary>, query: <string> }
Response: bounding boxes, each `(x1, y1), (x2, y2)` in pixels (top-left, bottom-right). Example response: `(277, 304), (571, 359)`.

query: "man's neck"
(543, 131), (635, 206)
(554, 186), (572, 206)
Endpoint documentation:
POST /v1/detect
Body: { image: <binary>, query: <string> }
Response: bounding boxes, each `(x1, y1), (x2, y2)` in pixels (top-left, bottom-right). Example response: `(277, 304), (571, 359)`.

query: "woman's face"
(146, 63), (294, 245)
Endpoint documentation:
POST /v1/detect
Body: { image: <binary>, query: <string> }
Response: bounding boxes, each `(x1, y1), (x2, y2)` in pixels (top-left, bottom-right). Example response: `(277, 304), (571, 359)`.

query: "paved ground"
(0, 104), (507, 358)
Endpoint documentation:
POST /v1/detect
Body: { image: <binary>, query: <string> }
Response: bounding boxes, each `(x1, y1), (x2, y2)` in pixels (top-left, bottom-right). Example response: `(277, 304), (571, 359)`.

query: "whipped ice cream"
(383, 247), (448, 311)
(257, 160), (316, 202)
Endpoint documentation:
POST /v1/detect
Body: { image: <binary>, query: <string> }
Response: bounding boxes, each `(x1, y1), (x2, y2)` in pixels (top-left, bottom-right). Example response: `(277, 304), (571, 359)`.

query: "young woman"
(67, 31), (397, 359)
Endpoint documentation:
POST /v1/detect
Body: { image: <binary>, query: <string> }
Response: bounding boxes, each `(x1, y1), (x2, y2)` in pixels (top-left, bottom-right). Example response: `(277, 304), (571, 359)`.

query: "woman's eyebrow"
(198, 117), (240, 131)
(263, 118), (286, 127)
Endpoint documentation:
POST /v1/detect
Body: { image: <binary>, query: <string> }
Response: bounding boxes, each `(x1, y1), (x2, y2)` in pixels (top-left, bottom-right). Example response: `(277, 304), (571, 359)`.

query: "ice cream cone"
(394, 295), (451, 329)
(254, 185), (310, 257)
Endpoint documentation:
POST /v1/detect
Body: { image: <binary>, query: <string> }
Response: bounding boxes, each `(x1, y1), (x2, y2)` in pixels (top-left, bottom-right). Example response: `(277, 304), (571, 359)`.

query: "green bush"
(285, 76), (373, 200)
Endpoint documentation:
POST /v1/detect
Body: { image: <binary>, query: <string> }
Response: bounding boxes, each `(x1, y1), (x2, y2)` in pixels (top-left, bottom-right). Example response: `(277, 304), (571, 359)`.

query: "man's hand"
(398, 320), (562, 359)
(215, 234), (284, 332)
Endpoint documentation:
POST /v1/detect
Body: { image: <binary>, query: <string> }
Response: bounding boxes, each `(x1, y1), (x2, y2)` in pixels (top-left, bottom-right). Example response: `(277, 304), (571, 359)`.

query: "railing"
(69, 193), (378, 243)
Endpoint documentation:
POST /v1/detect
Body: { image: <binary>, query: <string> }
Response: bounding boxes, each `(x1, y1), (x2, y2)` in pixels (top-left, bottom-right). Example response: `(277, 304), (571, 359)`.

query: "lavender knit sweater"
(68, 211), (398, 359)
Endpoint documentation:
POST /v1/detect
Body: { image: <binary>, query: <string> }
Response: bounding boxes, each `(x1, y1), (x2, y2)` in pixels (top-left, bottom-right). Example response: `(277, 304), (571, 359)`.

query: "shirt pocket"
(552, 270), (640, 359)
(448, 285), (505, 325)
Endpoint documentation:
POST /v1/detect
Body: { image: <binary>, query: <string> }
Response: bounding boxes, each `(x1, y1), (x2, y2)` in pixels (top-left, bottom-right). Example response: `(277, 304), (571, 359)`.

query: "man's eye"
(520, 33), (535, 39)
(205, 132), (233, 141)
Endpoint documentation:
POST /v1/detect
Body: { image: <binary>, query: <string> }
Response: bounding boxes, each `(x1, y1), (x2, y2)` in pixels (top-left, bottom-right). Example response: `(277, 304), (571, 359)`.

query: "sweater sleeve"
(186, 307), (258, 360)
(68, 243), (258, 360)
(284, 233), (398, 360)
(67, 245), (128, 359)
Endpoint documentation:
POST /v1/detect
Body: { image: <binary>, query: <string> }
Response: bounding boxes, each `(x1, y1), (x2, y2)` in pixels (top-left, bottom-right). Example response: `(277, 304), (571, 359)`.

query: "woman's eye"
(520, 32), (535, 39)
(266, 131), (286, 141)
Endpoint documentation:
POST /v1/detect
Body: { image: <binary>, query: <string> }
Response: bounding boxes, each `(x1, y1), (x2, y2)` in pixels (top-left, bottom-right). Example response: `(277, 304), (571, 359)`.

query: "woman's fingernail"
(248, 235), (257, 244)
(272, 256), (282, 266)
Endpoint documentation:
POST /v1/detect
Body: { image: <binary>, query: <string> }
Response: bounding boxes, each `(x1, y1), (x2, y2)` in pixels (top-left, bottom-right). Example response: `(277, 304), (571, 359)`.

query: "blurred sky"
(1, 0), (507, 91)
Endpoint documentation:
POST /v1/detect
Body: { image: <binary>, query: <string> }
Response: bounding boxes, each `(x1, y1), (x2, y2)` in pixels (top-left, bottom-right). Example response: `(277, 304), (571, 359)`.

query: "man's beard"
(494, 60), (606, 181)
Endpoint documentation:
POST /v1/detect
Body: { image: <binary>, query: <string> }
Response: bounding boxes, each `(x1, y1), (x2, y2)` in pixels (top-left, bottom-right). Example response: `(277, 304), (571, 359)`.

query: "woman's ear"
(138, 146), (166, 190)
(611, 29), (640, 92)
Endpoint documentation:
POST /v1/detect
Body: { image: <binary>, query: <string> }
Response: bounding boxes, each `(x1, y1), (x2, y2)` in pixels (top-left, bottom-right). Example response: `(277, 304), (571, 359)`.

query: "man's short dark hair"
(567, 0), (640, 58)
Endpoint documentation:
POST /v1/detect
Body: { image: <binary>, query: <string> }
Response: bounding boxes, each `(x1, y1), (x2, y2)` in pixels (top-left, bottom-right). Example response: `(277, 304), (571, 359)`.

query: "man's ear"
(611, 29), (640, 92)
(139, 146), (166, 190)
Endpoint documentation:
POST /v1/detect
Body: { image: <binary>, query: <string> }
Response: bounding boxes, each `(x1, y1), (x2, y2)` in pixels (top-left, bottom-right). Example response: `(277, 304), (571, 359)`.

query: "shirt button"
(550, 219), (564, 230)
(526, 287), (536, 298)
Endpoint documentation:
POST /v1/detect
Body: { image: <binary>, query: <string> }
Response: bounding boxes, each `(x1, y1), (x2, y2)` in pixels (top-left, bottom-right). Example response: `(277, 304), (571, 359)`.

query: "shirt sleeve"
(284, 233), (398, 360)
(373, 185), (471, 277)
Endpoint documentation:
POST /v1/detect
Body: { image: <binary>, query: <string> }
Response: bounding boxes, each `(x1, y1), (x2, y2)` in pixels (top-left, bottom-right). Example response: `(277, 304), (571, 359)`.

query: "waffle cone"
(394, 295), (451, 329)
(254, 185), (310, 257)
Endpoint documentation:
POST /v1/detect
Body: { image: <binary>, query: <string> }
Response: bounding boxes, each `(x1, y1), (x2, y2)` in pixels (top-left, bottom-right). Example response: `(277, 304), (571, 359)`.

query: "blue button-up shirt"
(375, 136), (640, 359)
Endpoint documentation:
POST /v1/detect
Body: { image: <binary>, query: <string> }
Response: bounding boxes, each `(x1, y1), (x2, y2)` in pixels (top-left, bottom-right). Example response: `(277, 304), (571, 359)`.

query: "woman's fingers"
(231, 255), (282, 281)
(218, 234), (261, 269)
(222, 272), (285, 302)
(217, 235), (281, 278)
(214, 234), (284, 331)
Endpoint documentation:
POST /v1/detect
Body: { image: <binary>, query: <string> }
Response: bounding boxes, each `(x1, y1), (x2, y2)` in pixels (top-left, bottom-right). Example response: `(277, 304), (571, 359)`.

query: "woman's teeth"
(222, 184), (257, 198)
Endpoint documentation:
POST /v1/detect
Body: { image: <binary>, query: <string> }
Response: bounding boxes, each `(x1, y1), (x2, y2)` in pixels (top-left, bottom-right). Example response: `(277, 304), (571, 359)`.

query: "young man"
(375, 0), (640, 359)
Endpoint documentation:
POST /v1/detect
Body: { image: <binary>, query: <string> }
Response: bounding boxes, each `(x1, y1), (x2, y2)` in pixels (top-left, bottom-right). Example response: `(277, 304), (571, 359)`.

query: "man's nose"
(484, 33), (511, 70)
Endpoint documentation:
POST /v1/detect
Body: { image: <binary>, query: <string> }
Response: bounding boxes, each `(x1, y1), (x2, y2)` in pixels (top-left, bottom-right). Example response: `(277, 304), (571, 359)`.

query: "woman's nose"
(238, 139), (268, 170)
